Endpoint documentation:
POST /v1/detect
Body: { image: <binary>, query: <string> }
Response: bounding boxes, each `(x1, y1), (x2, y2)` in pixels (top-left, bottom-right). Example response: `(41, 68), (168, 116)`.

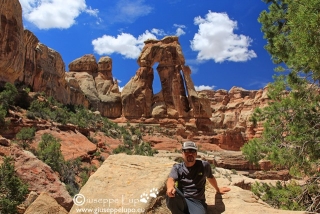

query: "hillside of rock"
(0, 0), (269, 152)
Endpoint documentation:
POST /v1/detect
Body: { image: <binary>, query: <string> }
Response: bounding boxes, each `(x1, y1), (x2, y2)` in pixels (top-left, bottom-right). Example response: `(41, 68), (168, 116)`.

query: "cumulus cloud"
(174, 24), (186, 36)
(190, 11), (257, 63)
(195, 85), (215, 91)
(92, 30), (157, 59)
(19, 0), (93, 29)
(92, 23), (187, 59)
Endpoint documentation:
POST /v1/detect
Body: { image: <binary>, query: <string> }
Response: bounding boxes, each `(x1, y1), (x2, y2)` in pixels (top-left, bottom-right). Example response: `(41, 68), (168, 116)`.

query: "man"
(166, 141), (230, 214)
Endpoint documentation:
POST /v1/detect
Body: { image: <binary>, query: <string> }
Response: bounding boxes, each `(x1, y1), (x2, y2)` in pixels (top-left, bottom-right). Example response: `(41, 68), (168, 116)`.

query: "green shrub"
(0, 104), (7, 128)
(0, 156), (28, 214)
(16, 127), (36, 149)
(0, 83), (18, 110)
(37, 133), (64, 173)
(251, 181), (307, 211)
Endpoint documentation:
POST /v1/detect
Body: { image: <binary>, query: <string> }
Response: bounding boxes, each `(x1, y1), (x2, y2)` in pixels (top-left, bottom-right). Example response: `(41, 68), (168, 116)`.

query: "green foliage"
(0, 104), (7, 128)
(243, 74), (320, 176)
(134, 142), (158, 156)
(0, 83), (18, 110)
(60, 158), (81, 196)
(0, 156), (29, 214)
(246, 2), (320, 211)
(16, 127), (36, 149)
(37, 133), (64, 173)
(259, 0), (320, 78)
(251, 180), (319, 211)
(36, 134), (82, 196)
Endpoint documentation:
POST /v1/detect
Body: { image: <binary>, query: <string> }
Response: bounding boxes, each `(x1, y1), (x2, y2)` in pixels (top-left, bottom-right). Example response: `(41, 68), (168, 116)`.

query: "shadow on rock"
(207, 193), (225, 214)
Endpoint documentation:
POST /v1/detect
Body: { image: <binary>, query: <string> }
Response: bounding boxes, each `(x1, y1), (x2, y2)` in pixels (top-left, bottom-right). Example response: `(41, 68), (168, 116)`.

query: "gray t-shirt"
(169, 160), (214, 200)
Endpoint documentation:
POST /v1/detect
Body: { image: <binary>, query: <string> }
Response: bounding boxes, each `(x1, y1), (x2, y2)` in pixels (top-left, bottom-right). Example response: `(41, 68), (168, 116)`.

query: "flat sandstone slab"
(69, 154), (176, 214)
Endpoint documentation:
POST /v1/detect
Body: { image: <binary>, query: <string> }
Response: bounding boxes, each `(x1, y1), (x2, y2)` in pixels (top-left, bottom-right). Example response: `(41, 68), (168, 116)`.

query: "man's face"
(182, 149), (197, 163)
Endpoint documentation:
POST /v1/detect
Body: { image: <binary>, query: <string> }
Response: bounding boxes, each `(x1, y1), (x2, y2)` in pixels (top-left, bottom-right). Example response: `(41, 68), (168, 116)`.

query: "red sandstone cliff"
(0, 0), (269, 150)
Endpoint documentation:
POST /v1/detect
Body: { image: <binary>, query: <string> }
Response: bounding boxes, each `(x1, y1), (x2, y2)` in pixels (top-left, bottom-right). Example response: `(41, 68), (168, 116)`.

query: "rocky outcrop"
(33, 129), (97, 161)
(66, 54), (122, 118)
(201, 86), (269, 150)
(8, 145), (73, 211)
(69, 154), (306, 214)
(0, 0), (25, 83)
(122, 36), (211, 123)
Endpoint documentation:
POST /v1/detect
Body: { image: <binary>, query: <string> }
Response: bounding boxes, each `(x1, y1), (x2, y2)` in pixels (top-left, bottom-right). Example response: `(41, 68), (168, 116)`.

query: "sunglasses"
(183, 149), (197, 153)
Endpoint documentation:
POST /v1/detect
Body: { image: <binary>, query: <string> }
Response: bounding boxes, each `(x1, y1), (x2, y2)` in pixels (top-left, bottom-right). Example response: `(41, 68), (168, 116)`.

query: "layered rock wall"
(66, 54), (122, 118)
(0, 0), (25, 83)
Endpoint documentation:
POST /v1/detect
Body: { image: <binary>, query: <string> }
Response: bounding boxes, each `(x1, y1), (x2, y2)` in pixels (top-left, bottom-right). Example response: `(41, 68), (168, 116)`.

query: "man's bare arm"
(207, 177), (231, 194)
(166, 177), (176, 197)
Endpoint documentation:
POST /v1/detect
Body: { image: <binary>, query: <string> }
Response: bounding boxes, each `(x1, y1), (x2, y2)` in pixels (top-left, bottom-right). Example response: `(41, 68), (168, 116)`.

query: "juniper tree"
(242, 0), (320, 212)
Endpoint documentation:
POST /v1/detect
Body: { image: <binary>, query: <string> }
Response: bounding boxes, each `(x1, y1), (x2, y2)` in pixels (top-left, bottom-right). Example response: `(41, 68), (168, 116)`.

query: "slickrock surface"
(69, 154), (306, 214)
(69, 154), (176, 214)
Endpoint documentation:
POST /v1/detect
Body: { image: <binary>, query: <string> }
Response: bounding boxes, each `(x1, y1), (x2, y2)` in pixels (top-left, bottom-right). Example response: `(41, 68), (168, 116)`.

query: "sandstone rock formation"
(24, 192), (68, 214)
(201, 86), (269, 150)
(0, 0), (25, 83)
(66, 54), (122, 118)
(7, 145), (73, 211)
(122, 37), (211, 123)
(69, 154), (176, 214)
(0, 0), (269, 151)
(69, 154), (306, 214)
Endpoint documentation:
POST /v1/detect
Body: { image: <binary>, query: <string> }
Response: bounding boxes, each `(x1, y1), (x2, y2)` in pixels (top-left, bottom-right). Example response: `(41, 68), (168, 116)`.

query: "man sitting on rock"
(166, 141), (230, 214)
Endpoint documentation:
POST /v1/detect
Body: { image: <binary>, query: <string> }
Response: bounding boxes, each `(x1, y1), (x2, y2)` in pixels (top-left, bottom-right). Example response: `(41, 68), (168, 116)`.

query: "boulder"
(69, 154), (176, 213)
(24, 192), (68, 214)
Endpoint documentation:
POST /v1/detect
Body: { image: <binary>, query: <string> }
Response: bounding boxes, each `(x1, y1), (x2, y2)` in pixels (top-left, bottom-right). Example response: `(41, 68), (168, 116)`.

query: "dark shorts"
(166, 188), (207, 214)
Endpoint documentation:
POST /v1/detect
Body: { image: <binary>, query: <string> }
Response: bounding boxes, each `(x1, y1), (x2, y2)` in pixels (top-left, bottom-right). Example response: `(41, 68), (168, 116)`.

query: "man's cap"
(182, 141), (197, 150)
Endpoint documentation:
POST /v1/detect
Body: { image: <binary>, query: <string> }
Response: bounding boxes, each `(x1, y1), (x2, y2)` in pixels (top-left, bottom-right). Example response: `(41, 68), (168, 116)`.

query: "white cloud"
(92, 30), (157, 59)
(195, 85), (215, 91)
(19, 0), (88, 29)
(110, 0), (153, 23)
(191, 11), (257, 63)
(176, 28), (186, 37)
(85, 7), (99, 17)
(118, 86), (124, 92)
(151, 28), (166, 36)
(174, 24), (186, 37)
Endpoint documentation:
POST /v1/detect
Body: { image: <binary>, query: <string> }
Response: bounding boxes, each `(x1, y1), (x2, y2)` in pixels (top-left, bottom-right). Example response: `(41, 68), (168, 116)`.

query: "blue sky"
(19, 0), (275, 93)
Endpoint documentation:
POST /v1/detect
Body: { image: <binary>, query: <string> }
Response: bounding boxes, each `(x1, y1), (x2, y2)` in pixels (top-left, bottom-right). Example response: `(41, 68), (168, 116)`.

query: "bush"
(0, 83), (18, 110)
(16, 127), (36, 149)
(0, 105), (7, 128)
(0, 156), (28, 214)
(36, 134), (82, 196)
(37, 133), (64, 173)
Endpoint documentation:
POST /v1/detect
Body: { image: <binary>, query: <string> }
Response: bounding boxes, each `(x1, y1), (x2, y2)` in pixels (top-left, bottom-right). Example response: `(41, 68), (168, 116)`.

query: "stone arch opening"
(152, 62), (161, 94)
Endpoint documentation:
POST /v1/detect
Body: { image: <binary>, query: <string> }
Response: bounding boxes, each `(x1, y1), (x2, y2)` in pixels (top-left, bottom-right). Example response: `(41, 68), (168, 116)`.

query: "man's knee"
(166, 195), (188, 214)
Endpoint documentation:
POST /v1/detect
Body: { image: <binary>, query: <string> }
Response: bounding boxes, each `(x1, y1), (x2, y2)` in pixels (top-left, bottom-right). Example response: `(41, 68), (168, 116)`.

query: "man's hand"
(166, 187), (176, 197)
(217, 187), (231, 194)
(166, 177), (176, 197)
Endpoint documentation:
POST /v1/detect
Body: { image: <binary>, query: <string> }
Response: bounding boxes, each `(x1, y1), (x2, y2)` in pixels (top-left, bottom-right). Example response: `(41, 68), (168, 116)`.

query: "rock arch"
(121, 36), (211, 120)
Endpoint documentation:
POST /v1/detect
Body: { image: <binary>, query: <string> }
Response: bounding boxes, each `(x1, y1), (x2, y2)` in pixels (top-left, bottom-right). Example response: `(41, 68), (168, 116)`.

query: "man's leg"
(185, 198), (207, 214)
(166, 189), (189, 214)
